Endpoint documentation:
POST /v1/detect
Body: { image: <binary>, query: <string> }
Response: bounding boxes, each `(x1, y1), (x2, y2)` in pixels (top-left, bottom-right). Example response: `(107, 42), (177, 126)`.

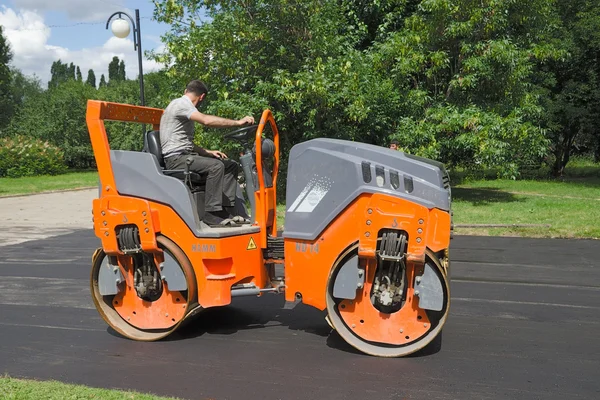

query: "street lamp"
(106, 9), (145, 107)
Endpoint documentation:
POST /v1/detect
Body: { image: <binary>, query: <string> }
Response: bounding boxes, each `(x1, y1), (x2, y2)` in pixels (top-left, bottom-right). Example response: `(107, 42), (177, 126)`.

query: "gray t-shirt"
(159, 95), (198, 158)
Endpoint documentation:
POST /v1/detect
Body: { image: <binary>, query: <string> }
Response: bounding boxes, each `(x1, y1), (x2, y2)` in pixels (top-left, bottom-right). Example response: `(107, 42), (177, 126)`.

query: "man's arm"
(185, 110), (253, 159)
(192, 144), (212, 157)
(189, 111), (254, 127)
(192, 144), (227, 160)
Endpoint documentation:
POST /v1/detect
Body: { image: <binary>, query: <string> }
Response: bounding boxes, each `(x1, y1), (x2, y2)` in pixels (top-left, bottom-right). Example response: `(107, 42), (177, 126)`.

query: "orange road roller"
(87, 100), (453, 357)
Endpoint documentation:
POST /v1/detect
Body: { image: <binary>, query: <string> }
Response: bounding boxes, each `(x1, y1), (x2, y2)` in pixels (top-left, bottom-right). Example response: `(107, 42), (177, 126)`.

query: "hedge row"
(0, 136), (67, 178)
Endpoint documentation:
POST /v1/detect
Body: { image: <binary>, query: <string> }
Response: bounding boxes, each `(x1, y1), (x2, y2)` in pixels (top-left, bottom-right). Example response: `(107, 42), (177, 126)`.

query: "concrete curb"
(0, 186), (97, 199)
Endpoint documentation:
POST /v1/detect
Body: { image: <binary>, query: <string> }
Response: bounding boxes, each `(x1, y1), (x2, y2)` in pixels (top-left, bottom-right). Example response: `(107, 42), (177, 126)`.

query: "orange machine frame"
(87, 99), (452, 356)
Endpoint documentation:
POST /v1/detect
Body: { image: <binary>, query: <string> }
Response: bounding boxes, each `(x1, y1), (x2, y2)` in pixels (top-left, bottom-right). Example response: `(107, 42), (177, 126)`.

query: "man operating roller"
(159, 80), (254, 226)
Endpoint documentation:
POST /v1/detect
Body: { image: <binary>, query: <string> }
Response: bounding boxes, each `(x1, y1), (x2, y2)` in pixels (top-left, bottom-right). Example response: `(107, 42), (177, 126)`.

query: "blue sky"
(0, 0), (175, 87)
(40, 1), (165, 50)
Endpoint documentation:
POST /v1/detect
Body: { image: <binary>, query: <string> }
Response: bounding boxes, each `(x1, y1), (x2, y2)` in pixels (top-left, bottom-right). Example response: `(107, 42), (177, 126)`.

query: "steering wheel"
(223, 124), (259, 141)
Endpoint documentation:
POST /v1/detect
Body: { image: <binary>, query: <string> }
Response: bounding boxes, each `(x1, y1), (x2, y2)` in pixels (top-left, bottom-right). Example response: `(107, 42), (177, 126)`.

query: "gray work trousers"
(164, 153), (239, 212)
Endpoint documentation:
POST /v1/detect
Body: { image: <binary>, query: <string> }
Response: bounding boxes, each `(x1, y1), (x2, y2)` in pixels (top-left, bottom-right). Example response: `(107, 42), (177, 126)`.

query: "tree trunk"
(551, 149), (564, 177)
(552, 130), (576, 177)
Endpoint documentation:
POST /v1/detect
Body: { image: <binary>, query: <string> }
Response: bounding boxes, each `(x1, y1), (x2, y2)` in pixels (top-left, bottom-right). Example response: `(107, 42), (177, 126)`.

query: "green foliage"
(536, 0), (600, 175)
(358, 0), (561, 175)
(0, 135), (67, 178)
(151, 0), (562, 180)
(6, 69), (175, 170)
(8, 69), (43, 113)
(108, 56), (126, 83)
(119, 59), (126, 80)
(0, 25), (14, 132)
(86, 69), (96, 87)
(108, 56), (118, 81)
(48, 60), (79, 88)
(394, 105), (550, 178)
(7, 80), (97, 168)
(0, 0), (596, 183)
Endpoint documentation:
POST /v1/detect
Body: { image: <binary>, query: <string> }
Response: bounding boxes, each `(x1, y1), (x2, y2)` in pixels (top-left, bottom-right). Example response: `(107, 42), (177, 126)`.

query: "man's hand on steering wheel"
(208, 150), (228, 159)
(237, 116), (255, 126)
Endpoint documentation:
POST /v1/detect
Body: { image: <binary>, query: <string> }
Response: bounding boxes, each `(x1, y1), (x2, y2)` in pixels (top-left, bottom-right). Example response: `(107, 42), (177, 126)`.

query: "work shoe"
(230, 215), (250, 223)
(203, 211), (241, 227)
(224, 206), (251, 223)
(202, 211), (225, 226)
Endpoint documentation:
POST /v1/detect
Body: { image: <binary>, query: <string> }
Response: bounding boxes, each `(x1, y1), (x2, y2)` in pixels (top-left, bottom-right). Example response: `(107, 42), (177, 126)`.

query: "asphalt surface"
(1, 230), (599, 400)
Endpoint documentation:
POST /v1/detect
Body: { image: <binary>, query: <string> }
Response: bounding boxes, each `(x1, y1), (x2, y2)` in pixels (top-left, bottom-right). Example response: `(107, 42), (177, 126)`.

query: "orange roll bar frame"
(254, 109), (280, 245)
(86, 100), (164, 196)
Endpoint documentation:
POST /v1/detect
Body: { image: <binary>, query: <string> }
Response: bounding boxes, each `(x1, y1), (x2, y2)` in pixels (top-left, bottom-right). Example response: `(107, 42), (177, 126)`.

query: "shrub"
(0, 135), (67, 178)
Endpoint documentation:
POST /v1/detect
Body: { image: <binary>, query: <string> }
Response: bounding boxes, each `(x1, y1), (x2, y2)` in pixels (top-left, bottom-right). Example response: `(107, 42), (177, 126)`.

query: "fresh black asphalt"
(1, 231), (599, 400)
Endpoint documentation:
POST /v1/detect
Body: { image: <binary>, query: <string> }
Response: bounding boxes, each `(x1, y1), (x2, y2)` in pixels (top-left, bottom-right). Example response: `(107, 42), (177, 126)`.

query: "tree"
(7, 68), (173, 168)
(537, 0), (600, 175)
(76, 66), (82, 82)
(152, 0), (563, 178)
(0, 25), (14, 131)
(7, 80), (97, 168)
(99, 74), (107, 88)
(119, 59), (126, 80)
(108, 56), (119, 82)
(86, 69), (96, 88)
(108, 56), (126, 82)
(9, 68), (42, 115)
(68, 62), (76, 80)
(49, 60), (73, 88)
(370, 0), (563, 175)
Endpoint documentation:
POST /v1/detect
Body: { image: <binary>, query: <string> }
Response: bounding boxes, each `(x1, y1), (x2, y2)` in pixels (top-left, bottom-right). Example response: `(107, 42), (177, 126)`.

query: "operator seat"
(145, 130), (207, 188)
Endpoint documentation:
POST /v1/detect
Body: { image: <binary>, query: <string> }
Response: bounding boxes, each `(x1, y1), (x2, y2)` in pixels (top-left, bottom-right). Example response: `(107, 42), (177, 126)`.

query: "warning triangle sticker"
(247, 237), (257, 250)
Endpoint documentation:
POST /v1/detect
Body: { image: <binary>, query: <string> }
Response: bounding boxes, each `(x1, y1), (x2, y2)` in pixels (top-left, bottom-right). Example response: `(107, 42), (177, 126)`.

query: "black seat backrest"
(146, 130), (165, 168)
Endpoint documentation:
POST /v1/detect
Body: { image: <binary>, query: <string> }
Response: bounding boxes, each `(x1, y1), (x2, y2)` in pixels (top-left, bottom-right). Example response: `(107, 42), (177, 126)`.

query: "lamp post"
(106, 9), (145, 107)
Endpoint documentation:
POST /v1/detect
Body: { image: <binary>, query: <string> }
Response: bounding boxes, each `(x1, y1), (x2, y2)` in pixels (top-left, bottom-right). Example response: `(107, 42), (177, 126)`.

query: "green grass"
(0, 171), (98, 197)
(557, 156), (600, 177)
(1, 164), (599, 239)
(0, 376), (181, 400)
(450, 155), (600, 184)
(451, 177), (600, 239)
(277, 203), (286, 228)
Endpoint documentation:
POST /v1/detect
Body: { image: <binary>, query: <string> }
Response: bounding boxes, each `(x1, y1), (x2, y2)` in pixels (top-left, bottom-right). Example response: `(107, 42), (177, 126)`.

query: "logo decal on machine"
(192, 244), (216, 253)
(287, 175), (333, 213)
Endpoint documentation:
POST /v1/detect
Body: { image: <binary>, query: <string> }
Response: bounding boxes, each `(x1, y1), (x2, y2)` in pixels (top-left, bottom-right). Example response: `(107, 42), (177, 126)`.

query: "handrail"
(255, 109), (280, 238)
(87, 100), (164, 125)
(255, 109), (280, 194)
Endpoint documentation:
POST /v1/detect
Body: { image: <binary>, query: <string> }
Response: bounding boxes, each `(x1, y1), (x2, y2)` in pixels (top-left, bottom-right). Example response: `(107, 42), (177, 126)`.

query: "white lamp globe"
(111, 18), (130, 38)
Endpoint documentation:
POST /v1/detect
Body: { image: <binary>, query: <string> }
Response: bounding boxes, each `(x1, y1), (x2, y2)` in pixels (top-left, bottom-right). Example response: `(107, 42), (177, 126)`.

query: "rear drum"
(90, 235), (199, 341)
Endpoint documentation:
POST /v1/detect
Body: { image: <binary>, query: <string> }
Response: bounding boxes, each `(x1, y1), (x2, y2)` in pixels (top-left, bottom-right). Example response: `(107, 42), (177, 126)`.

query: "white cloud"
(1, 6), (163, 88)
(12, 0), (128, 22)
